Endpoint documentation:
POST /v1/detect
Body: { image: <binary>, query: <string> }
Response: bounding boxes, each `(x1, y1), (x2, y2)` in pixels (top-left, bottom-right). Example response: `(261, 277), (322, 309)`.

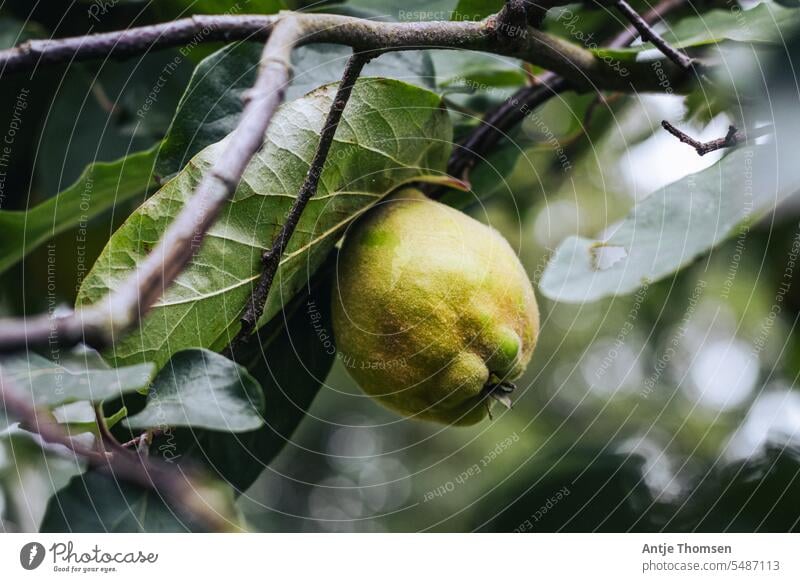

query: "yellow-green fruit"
(331, 188), (539, 425)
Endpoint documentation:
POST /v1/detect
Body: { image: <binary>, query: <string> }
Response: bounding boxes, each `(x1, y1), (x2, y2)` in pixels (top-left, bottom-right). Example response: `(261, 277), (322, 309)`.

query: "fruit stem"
(482, 379), (516, 412)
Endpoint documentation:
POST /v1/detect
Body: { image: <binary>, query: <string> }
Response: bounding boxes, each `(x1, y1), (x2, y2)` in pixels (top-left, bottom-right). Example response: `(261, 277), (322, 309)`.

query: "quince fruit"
(332, 188), (539, 425)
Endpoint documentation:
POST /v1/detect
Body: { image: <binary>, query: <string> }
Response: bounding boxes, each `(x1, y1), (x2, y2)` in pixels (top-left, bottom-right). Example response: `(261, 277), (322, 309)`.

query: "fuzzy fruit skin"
(332, 188), (539, 425)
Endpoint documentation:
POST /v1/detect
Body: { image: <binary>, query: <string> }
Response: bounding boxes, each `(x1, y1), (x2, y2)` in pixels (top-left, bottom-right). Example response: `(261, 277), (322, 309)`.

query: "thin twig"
(613, 0), (694, 71)
(660, 121), (770, 156)
(0, 17), (304, 355)
(227, 51), (370, 352)
(607, 0), (686, 48)
(0, 372), (232, 531)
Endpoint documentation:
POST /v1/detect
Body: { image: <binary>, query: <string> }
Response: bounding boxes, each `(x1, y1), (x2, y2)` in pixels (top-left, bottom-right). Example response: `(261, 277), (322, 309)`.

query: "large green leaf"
(540, 145), (800, 303)
(595, 4), (800, 60)
(146, 260), (337, 492)
(0, 349), (155, 408)
(125, 349), (264, 432)
(78, 79), (452, 369)
(39, 470), (235, 532)
(157, 42), (435, 175)
(0, 147), (159, 275)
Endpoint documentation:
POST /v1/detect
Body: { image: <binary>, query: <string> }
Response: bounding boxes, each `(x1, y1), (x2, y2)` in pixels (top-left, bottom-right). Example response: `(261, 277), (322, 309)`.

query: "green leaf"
(594, 4), (800, 60)
(341, 0), (454, 20)
(0, 430), (87, 529)
(540, 145), (800, 303)
(147, 261), (337, 492)
(125, 349), (264, 432)
(157, 42), (435, 175)
(440, 127), (533, 208)
(441, 68), (527, 89)
(157, 0), (287, 17)
(684, 89), (729, 124)
(0, 146), (159, 275)
(0, 349), (156, 408)
(36, 52), (189, 198)
(79, 78), (452, 369)
(431, 50), (526, 92)
(290, 45), (435, 102)
(39, 470), (224, 532)
(452, 0), (502, 20)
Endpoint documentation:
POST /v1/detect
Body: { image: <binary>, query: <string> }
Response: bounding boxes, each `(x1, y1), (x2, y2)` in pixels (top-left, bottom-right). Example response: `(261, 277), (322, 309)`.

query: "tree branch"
(446, 72), (570, 182)
(0, 16), (304, 355)
(227, 51), (370, 352)
(613, 0), (694, 71)
(0, 11), (683, 93)
(0, 15), (277, 75)
(496, 0), (530, 50)
(660, 121), (771, 156)
(0, 372), (233, 531)
(606, 0), (686, 48)
(442, 0), (688, 191)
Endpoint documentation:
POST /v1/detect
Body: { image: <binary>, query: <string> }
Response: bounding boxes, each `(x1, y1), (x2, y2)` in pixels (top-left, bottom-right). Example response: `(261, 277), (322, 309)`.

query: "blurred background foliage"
(2, 0), (800, 532)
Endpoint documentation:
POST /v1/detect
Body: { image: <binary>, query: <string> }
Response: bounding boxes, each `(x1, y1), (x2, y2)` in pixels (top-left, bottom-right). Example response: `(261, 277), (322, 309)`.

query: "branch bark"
(0, 15), (277, 75)
(0, 16), (304, 355)
(227, 51), (370, 352)
(0, 11), (683, 93)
